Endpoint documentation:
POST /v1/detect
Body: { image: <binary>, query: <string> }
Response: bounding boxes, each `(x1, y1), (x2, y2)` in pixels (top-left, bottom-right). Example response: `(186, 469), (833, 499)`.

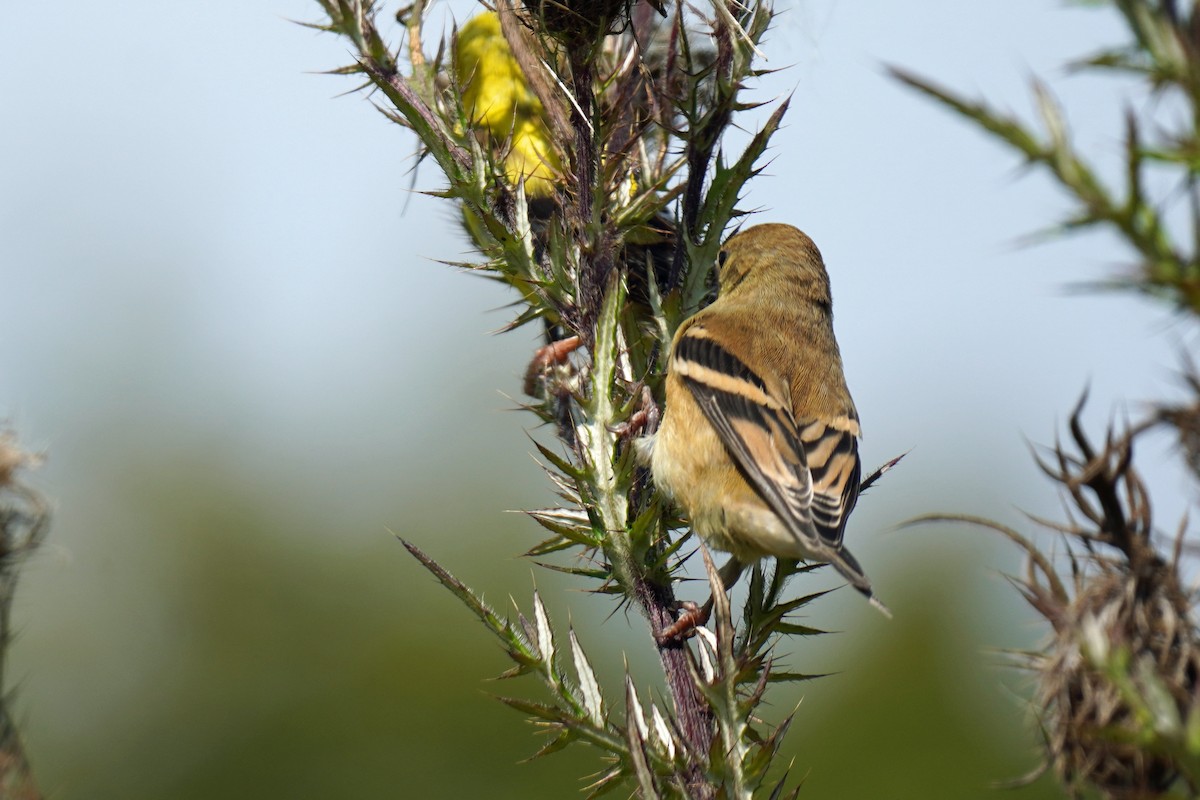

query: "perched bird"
(453, 10), (675, 339)
(453, 11), (563, 201)
(647, 223), (888, 633)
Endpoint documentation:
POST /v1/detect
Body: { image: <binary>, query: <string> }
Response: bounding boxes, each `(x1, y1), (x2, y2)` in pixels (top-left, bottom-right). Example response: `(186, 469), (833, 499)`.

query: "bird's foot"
(522, 335), (583, 397)
(608, 385), (659, 440)
(655, 600), (710, 644)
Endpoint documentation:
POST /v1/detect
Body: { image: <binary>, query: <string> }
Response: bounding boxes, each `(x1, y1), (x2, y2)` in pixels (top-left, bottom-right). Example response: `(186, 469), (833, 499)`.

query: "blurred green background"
(2, 1), (1194, 798)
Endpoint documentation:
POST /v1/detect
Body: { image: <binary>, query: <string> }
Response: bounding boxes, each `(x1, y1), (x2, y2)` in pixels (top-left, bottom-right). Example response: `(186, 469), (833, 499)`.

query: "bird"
(453, 10), (563, 203)
(645, 223), (888, 637)
(453, 9), (676, 370)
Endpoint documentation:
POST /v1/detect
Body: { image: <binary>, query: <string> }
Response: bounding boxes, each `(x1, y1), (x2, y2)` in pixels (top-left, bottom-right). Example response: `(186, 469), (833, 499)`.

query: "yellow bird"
(647, 223), (888, 630)
(453, 11), (562, 199)
(453, 10), (676, 313)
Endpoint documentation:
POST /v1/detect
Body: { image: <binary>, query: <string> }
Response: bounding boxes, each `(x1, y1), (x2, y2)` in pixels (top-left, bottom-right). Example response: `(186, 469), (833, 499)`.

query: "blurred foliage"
(18, 446), (1065, 799)
(893, 1), (1200, 314)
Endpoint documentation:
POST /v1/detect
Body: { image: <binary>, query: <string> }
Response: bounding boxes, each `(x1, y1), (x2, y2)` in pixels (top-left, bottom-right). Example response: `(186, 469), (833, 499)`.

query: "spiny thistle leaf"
(400, 539), (533, 655)
(583, 766), (628, 800)
(570, 629), (605, 726)
(532, 590), (556, 665)
(649, 702), (676, 761)
(680, 96), (790, 315)
(526, 507), (599, 547)
(496, 694), (568, 722)
(698, 546), (753, 800)
(765, 671), (830, 684)
(772, 622), (828, 638)
(624, 675), (661, 799)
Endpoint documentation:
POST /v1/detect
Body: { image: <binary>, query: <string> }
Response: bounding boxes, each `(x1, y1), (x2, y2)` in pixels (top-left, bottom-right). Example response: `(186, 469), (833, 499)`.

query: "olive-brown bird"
(647, 223), (888, 631)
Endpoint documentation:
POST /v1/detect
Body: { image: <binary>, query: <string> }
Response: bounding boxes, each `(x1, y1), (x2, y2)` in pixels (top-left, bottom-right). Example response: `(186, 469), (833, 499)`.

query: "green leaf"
(496, 695), (569, 722)
(530, 438), (585, 480)
(531, 591), (556, 665)
(399, 539), (533, 654)
(765, 671), (831, 683)
(527, 731), (574, 761)
(624, 675), (661, 800)
(772, 622), (829, 637)
(570, 629), (605, 726)
(583, 766), (629, 800)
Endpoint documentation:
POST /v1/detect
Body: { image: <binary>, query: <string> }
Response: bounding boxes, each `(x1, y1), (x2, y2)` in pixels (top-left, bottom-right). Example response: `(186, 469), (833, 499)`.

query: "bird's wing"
(672, 322), (885, 613)
(672, 325), (819, 545)
(793, 416), (861, 548)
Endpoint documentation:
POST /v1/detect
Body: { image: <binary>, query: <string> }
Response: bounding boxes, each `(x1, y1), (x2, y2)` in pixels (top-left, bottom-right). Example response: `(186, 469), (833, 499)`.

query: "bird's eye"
(717, 250), (729, 268)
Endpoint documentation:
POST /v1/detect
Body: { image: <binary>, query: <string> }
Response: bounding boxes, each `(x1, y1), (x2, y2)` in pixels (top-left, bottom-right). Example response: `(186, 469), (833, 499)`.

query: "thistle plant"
(307, 1), (892, 796)
(916, 402), (1200, 798)
(896, 1), (1200, 796)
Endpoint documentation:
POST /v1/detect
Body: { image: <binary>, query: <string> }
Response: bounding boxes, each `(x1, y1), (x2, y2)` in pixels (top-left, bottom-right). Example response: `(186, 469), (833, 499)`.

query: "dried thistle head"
(1034, 560), (1199, 798)
(0, 432), (45, 557)
(1013, 401), (1200, 798)
(1157, 368), (1200, 482)
(918, 396), (1200, 798)
(521, 0), (643, 51)
(0, 433), (40, 489)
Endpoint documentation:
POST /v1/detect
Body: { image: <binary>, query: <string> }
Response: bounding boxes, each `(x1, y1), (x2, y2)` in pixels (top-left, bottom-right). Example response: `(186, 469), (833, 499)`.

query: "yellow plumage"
(454, 12), (561, 199)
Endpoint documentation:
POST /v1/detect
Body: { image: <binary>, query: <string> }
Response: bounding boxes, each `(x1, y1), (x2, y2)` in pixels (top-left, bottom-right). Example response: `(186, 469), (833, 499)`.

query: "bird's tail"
(830, 546), (892, 619)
